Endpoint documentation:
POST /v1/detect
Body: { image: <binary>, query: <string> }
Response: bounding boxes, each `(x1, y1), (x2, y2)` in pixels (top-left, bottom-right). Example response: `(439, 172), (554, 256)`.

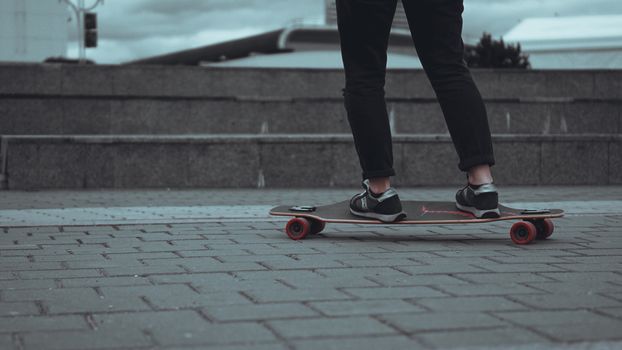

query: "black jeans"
(336, 0), (495, 179)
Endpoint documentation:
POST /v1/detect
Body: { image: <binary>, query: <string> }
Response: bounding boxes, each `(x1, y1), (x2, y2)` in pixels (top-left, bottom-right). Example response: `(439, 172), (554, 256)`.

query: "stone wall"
(0, 63), (620, 189)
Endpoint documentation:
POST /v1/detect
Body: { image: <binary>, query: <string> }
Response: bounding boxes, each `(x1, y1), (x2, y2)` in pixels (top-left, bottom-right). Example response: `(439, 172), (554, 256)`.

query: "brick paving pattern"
(1, 187), (621, 349)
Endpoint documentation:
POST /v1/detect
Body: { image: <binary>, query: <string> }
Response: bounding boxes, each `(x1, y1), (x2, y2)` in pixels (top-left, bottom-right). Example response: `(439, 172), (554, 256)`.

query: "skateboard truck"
(289, 206), (316, 213)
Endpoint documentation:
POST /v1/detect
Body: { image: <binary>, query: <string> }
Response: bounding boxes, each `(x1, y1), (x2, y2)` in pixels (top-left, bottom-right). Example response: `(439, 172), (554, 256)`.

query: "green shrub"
(465, 33), (530, 69)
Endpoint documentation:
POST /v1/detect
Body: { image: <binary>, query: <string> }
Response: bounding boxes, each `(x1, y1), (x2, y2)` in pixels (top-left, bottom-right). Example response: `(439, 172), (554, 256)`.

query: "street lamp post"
(60, 0), (104, 63)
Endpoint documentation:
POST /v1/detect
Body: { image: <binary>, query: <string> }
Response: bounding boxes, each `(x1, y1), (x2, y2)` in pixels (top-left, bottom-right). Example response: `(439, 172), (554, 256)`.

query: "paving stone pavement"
(0, 187), (622, 349)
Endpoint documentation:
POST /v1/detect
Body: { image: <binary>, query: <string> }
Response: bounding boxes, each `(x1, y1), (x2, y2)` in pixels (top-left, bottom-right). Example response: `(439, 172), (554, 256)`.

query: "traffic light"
(84, 12), (97, 48)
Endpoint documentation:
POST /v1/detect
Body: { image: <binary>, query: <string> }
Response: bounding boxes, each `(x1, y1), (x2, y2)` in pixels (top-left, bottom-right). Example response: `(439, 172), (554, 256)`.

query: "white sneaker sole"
(456, 202), (500, 218)
(350, 208), (407, 223)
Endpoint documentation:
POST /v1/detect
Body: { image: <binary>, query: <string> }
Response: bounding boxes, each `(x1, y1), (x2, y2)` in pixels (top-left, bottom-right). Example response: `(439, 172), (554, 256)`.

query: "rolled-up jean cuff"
(362, 168), (396, 180)
(458, 155), (496, 172)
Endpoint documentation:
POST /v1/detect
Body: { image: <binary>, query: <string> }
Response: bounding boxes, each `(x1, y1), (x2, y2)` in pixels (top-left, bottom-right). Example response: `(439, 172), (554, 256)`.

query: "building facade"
(0, 0), (69, 62)
(325, 0), (410, 31)
(504, 15), (622, 69)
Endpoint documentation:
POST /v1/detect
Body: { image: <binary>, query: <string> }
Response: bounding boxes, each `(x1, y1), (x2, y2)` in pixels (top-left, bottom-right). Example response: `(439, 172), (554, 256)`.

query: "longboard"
(270, 200), (564, 245)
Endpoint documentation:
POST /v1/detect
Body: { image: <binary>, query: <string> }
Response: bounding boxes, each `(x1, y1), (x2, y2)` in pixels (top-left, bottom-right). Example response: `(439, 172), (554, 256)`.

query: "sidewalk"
(1, 186), (622, 349)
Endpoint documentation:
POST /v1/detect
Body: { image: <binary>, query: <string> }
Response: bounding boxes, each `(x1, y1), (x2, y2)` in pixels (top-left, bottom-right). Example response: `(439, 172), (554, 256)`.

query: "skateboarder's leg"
(401, 0), (495, 181)
(336, 0), (397, 190)
(402, 0), (498, 217)
(336, 0), (406, 221)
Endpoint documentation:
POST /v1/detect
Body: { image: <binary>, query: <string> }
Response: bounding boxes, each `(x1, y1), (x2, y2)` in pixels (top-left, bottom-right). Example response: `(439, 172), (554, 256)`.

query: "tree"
(465, 33), (530, 69)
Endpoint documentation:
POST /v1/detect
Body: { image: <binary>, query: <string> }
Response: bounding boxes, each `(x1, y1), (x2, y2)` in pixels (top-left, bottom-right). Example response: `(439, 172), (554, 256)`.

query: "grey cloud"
(89, 0), (318, 41)
(134, 0), (258, 15)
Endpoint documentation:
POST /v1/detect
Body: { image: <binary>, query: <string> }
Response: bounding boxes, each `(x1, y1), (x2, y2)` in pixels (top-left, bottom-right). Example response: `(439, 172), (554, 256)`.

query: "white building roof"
(504, 15), (622, 51)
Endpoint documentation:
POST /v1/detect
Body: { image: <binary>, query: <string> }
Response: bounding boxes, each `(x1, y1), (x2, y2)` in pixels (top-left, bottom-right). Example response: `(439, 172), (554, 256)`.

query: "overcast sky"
(68, 0), (622, 64)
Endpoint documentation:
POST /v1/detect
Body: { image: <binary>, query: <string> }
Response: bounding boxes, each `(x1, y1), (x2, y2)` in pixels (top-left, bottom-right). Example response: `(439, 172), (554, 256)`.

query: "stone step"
(1, 98), (619, 135)
(1, 134), (619, 189)
(2, 64), (621, 100)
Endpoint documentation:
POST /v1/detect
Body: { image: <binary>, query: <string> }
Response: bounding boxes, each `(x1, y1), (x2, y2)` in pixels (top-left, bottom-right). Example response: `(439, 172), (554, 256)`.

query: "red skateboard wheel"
(309, 219), (326, 235)
(539, 218), (554, 239)
(530, 218), (555, 240)
(285, 217), (311, 240)
(510, 221), (537, 245)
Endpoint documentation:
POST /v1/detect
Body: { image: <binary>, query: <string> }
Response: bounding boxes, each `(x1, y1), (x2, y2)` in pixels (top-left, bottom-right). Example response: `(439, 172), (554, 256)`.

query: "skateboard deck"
(270, 200), (564, 245)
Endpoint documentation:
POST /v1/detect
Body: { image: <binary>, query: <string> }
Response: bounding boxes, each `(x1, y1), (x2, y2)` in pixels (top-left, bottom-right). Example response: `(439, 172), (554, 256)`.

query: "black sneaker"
(455, 183), (500, 218)
(350, 179), (406, 223)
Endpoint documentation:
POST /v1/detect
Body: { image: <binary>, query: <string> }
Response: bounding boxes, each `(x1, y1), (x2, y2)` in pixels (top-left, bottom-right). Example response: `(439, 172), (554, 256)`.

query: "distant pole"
(60, 0), (104, 63)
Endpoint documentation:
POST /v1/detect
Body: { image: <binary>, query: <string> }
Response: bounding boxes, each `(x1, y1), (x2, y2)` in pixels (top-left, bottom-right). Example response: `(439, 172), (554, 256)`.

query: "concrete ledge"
(3, 133), (622, 143)
(1, 64), (621, 100)
(1, 98), (619, 135)
(2, 134), (620, 189)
